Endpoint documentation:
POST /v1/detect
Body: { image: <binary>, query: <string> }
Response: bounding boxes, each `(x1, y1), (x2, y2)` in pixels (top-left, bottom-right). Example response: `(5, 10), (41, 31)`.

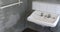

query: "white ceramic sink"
(27, 11), (60, 27)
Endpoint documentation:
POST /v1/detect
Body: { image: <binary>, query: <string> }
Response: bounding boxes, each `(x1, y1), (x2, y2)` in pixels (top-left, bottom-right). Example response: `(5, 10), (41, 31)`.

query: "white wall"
(32, 1), (60, 15)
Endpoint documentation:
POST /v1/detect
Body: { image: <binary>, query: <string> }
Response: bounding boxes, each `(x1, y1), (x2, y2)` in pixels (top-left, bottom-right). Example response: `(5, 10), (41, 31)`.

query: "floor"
(22, 28), (38, 32)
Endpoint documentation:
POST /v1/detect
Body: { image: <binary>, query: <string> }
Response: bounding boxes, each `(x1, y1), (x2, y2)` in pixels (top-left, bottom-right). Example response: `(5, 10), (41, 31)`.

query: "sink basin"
(27, 11), (60, 27)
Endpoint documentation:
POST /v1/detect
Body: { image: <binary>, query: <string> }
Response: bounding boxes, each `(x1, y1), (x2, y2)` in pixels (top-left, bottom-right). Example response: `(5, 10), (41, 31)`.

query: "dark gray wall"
(0, 0), (32, 32)
(14, 0), (32, 32)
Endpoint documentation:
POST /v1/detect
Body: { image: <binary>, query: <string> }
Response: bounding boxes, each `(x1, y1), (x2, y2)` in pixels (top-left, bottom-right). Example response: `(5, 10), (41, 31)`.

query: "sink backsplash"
(32, 1), (60, 15)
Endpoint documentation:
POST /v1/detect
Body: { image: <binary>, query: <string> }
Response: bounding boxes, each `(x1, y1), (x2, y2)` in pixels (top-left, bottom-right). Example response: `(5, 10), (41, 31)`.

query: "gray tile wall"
(0, 0), (19, 6)
(0, 0), (30, 32)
